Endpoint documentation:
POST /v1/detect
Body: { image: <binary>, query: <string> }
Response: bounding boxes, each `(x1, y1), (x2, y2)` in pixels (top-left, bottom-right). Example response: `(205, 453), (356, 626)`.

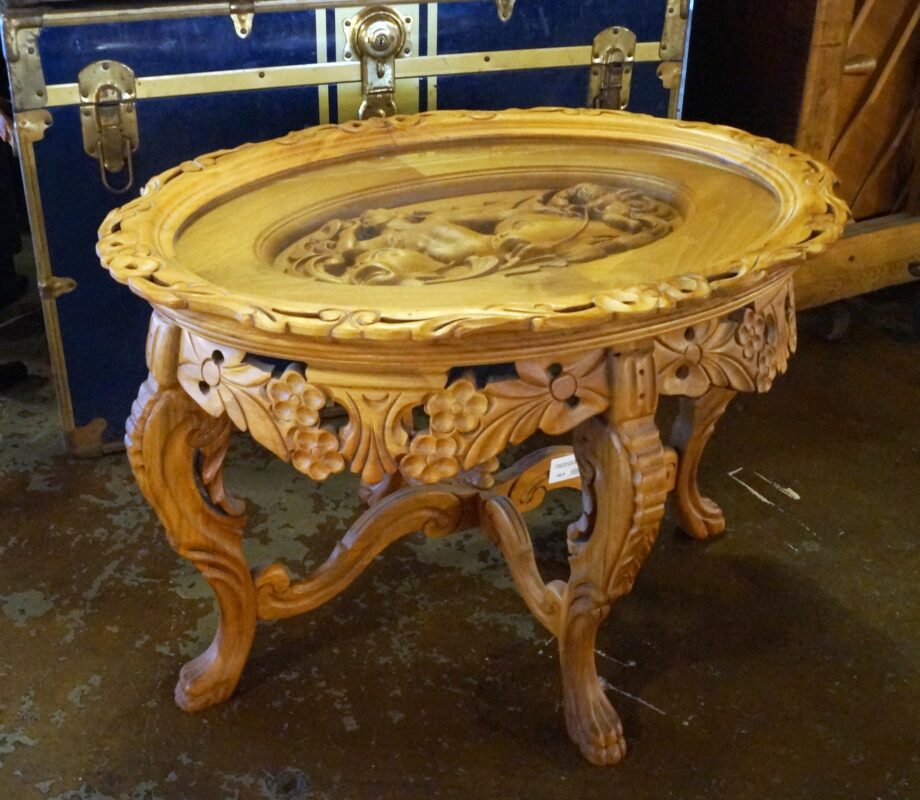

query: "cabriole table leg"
(126, 320), (257, 712)
(669, 387), (737, 539)
(557, 350), (675, 765)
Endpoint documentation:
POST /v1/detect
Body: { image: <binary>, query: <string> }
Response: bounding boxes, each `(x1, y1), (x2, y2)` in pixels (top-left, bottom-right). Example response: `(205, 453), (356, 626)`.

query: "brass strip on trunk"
(45, 42), (661, 107)
(12, 109), (77, 436)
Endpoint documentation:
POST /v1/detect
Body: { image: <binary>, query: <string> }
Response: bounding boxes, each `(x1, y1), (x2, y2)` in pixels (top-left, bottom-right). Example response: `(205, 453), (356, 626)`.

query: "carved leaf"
(228, 386), (288, 460)
(176, 331), (287, 459)
(462, 395), (547, 470)
(336, 389), (419, 485)
(701, 354), (757, 393)
(454, 351), (610, 469)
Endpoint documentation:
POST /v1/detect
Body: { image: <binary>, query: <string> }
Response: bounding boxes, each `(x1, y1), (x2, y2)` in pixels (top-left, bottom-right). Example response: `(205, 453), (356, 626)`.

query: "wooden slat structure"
(818, 0), (920, 219)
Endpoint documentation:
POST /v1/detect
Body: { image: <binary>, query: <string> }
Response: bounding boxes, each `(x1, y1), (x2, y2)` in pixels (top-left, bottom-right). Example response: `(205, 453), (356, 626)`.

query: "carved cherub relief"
(280, 183), (680, 286)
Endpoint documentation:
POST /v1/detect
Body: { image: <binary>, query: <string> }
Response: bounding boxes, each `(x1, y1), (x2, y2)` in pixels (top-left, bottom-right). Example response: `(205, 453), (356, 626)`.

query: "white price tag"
(548, 454), (580, 485)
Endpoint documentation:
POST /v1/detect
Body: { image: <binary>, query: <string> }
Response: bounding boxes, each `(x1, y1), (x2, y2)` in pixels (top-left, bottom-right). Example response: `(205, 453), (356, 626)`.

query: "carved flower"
(509, 351), (608, 434)
(427, 379), (488, 435)
(290, 428), (345, 481)
(401, 433), (460, 484)
(737, 308), (767, 359)
(654, 285), (796, 398)
(449, 351), (610, 473)
(267, 370), (327, 429)
(198, 353), (225, 391)
(654, 320), (756, 396)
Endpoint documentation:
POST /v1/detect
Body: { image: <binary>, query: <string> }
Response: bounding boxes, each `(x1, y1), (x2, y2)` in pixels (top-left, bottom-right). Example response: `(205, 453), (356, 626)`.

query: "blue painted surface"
(435, 0), (669, 115)
(436, 0), (664, 52)
(31, 2), (676, 439)
(40, 12), (319, 84)
(632, 61), (672, 118)
(35, 87), (320, 436)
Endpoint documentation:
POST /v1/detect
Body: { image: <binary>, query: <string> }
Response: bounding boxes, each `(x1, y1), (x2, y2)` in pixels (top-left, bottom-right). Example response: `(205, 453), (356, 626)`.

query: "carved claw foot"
(563, 672), (626, 765)
(669, 388), (736, 539)
(559, 597), (627, 765)
(176, 642), (246, 711)
(681, 491), (726, 539)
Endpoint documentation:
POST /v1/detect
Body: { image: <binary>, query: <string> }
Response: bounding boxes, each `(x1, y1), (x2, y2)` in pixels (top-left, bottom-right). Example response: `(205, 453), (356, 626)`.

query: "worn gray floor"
(1, 280), (919, 799)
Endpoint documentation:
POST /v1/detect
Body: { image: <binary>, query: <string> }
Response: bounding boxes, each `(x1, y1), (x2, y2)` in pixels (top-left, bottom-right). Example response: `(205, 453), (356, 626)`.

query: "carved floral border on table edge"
(97, 108), (848, 341)
(168, 273), (796, 489)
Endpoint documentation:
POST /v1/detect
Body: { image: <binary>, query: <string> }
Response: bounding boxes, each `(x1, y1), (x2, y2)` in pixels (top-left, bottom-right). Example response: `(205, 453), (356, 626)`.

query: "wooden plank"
(795, 214), (920, 308)
(829, 4), (920, 205)
(850, 100), (918, 218)
(795, 0), (855, 160)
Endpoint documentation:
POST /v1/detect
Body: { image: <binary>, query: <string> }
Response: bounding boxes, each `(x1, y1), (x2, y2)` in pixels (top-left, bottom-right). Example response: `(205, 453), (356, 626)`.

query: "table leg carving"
(453, 445), (583, 633)
(252, 486), (480, 621)
(488, 445), (581, 513)
(669, 387), (736, 539)
(480, 495), (565, 635)
(557, 351), (671, 765)
(127, 376), (256, 712)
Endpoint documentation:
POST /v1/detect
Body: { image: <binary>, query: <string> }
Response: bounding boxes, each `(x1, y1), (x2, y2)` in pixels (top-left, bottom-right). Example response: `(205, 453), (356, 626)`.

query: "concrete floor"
(1, 285), (919, 799)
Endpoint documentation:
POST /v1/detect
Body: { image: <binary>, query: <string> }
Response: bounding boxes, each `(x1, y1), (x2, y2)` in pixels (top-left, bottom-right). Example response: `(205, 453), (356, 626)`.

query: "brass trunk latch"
(344, 6), (412, 119)
(78, 60), (138, 194)
(588, 27), (636, 110)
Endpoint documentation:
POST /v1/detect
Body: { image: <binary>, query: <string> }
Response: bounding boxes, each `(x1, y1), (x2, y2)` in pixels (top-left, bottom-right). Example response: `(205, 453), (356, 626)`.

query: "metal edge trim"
(426, 2), (437, 110)
(13, 110), (77, 437)
(673, 0), (694, 118)
(314, 6), (329, 123)
(7, 0), (499, 27)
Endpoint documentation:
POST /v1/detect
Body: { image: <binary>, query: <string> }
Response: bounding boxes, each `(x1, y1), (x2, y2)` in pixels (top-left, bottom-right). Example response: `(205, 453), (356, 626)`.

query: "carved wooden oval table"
(98, 108), (847, 766)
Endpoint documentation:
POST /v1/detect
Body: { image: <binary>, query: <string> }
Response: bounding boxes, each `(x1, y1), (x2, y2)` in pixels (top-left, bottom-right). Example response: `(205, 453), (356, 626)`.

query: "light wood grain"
(796, 0), (920, 220)
(833, 0), (914, 134)
(98, 109), (846, 353)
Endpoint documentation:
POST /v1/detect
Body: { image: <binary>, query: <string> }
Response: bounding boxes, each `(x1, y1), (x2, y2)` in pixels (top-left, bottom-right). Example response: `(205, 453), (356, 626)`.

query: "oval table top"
(98, 108), (847, 366)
